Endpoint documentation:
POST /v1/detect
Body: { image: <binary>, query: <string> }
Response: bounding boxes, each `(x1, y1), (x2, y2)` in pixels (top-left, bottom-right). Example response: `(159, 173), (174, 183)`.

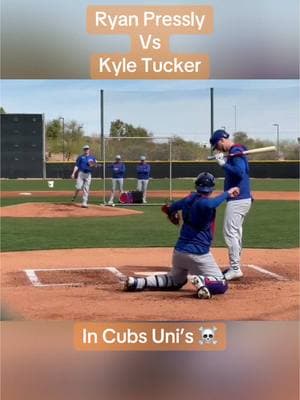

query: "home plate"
(134, 271), (169, 276)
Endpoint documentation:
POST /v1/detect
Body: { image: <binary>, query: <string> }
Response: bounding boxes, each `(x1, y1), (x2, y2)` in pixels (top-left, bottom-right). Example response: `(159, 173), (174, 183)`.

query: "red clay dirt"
(0, 202), (143, 218)
(1, 190), (299, 201)
(1, 247), (299, 321)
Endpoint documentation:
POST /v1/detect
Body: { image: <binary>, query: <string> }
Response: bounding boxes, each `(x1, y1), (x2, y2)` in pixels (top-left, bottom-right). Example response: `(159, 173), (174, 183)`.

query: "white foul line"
(107, 267), (126, 281)
(134, 271), (169, 276)
(246, 264), (288, 281)
(24, 269), (42, 287)
(28, 267), (112, 272)
(24, 269), (82, 287)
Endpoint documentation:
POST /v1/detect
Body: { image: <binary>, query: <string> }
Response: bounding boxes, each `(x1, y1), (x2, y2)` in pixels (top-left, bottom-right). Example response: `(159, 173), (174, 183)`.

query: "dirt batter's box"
(24, 267), (125, 287)
(24, 264), (287, 288)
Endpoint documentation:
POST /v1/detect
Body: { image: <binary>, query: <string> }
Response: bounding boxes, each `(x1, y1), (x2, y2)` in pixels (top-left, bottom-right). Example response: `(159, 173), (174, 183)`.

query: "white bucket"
(47, 180), (54, 188)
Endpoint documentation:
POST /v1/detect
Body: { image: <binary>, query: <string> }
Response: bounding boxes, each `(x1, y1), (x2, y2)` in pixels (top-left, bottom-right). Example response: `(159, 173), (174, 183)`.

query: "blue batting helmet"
(195, 172), (216, 193)
(210, 129), (230, 149)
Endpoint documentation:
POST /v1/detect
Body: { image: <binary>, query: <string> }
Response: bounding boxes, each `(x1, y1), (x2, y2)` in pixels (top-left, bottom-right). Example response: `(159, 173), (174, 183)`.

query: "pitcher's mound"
(1, 203), (143, 218)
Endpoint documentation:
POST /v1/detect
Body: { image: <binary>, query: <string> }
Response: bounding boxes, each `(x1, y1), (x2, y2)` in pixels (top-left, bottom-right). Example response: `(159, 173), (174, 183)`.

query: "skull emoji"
(199, 326), (218, 345)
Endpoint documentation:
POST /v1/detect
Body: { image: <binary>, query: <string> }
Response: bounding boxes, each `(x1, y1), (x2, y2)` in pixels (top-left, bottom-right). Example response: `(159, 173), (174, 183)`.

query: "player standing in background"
(124, 172), (240, 299)
(108, 155), (126, 205)
(136, 155), (151, 203)
(210, 129), (252, 281)
(71, 144), (96, 208)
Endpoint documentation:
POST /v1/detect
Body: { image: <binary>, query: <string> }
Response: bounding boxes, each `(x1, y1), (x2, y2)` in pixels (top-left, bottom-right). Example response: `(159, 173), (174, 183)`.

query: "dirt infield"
(1, 190), (299, 201)
(0, 203), (143, 218)
(1, 247), (299, 321)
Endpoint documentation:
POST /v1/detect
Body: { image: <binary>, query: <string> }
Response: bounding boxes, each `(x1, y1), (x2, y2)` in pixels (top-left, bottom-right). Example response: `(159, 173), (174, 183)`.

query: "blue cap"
(210, 130), (230, 149)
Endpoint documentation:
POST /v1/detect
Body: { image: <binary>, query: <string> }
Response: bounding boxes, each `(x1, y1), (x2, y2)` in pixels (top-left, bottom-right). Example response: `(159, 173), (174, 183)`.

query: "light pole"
(233, 105), (237, 131)
(100, 89), (104, 161)
(272, 123), (280, 152)
(210, 88), (214, 155)
(59, 117), (65, 161)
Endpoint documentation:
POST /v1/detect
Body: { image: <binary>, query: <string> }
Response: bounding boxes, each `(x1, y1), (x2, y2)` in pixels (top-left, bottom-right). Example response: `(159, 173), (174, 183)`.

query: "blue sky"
(1, 80), (299, 143)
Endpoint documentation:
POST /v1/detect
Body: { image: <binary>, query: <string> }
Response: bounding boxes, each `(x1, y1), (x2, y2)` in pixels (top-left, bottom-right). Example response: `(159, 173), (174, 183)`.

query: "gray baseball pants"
(109, 178), (124, 202)
(76, 171), (92, 206)
(137, 179), (149, 200)
(223, 198), (252, 270)
(134, 250), (224, 290)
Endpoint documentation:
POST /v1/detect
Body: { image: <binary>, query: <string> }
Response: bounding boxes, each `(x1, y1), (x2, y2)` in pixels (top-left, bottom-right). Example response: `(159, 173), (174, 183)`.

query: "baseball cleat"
(108, 200), (114, 205)
(123, 276), (141, 292)
(223, 268), (243, 281)
(81, 204), (88, 208)
(190, 275), (205, 289)
(190, 275), (212, 299)
(196, 286), (212, 299)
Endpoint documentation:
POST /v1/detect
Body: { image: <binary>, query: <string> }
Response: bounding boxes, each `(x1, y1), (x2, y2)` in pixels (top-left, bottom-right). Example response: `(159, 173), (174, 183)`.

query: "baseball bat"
(207, 146), (276, 160)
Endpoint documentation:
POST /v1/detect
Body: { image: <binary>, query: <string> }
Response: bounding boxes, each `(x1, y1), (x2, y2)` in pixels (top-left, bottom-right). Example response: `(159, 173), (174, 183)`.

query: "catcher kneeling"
(123, 172), (240, 299)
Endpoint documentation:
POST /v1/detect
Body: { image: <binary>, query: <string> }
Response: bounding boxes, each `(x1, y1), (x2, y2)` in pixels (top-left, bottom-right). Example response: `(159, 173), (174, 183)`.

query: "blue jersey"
(76, 154), (96, 173)
(137, 163), (150, 180)
(223, 145), (251, 201)
(111, 162), (125, 178)
(169, 191), (229, 255)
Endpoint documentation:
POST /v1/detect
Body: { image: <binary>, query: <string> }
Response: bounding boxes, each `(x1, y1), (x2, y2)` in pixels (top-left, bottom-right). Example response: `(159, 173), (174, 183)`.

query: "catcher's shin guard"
(123, 276), (145, 291)
(190, 275), (228, 299)
(123, 275), (186, 291)
(144, 274), (186, 291)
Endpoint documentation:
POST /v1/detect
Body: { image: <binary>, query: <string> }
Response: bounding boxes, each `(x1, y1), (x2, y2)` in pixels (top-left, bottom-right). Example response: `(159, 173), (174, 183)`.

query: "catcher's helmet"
(195, 172), (215, 193)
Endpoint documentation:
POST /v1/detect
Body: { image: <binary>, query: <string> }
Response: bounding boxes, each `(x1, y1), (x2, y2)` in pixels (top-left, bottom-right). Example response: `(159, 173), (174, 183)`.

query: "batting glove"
(215, 152), (226, 166)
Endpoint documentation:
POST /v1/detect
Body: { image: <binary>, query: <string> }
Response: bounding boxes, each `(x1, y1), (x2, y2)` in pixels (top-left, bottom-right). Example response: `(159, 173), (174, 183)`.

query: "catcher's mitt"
(88, 160), (97, 167)
(161, 204), (180, 226)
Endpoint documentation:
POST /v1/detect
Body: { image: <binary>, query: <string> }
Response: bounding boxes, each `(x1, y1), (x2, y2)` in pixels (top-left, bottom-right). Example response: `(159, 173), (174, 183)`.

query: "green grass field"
(1, 178), (298, 252)
(1, 178), (299, 192)
(1, 199), (298, 252)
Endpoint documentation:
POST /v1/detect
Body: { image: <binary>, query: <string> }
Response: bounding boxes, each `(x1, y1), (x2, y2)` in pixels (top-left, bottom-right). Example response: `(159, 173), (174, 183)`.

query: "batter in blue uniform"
(210, 130), (252, 280)
(136, 155), (151, 203)
(108, 155), (126, 205)
(124, 172), (240, 299)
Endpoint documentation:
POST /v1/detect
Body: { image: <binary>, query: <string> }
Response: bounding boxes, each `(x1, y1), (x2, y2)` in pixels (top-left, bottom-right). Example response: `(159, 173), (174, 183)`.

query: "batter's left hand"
(215, 152), (226, 166)
(228, 187), (240, 198)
